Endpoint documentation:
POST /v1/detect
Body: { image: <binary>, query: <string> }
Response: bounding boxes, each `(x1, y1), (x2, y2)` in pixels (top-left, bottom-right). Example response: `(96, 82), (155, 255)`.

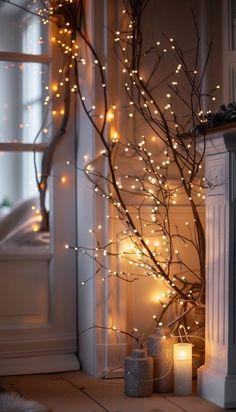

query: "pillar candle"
(173, 343), (192, 395)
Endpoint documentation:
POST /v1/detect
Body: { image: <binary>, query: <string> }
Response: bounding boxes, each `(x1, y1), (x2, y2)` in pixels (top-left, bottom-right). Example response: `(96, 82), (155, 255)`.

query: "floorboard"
(2, 371), (233, 412)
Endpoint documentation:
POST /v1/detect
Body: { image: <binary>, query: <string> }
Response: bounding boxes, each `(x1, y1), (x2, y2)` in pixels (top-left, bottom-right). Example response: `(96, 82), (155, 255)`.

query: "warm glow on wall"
(61, 176), (67, 184)
(118, 238), (135, 255)
(107, 108), (115, 121)
(150, 290), (167, 304)
(111, 128), (119, 142)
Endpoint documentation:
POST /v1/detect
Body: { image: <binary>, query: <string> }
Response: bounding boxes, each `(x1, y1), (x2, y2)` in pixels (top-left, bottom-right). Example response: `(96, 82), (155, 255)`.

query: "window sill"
(0, 248), (52, 260)
(0, 142), (48, 152)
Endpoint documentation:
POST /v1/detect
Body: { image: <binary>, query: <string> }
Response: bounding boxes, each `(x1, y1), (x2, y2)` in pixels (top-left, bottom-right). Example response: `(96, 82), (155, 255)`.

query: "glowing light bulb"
(111, 130), (119, 142)
(32, 223), (40, 232)
(107, 109), (115, 121)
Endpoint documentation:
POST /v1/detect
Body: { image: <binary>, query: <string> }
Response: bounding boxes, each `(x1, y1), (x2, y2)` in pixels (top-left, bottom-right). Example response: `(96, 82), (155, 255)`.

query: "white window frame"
(222, 0), (236, 102)
(0, 18), (50, 255)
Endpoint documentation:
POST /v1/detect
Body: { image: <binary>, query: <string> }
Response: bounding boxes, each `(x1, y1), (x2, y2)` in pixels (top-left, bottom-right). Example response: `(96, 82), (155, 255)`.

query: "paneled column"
(198, 127), (236, 408)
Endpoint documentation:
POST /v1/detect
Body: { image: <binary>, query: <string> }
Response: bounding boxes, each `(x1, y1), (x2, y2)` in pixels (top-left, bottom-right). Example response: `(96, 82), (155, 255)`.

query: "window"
(230, 0), (236, 51)
(0, 1), (50, 247)
(222, 0), (236, 102)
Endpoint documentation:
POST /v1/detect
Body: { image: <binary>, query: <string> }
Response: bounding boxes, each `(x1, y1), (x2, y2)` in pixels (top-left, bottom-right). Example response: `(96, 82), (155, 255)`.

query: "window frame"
(0, 18), (51, 253)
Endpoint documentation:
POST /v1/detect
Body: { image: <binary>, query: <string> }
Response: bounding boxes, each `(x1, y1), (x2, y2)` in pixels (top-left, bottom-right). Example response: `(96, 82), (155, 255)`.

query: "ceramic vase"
(124, 348), (153, 397)
(147, 326), (177, 393)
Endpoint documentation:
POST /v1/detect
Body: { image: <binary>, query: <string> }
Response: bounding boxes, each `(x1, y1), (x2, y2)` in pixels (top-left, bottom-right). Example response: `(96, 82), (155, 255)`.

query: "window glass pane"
(0, 1), (48, 55)
(0, 151), (49, 248)
(0, 61), (50, 143)
(231, 0), (236, 50)
(0, 1), (50, 249)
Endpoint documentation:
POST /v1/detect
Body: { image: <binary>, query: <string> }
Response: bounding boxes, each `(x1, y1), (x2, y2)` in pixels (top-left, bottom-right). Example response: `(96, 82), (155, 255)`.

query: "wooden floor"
(0, 371), (234, 412)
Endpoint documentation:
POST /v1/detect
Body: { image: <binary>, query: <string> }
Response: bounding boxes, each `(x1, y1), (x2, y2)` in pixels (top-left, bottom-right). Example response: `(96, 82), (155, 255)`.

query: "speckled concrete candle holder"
(147, 326), (177, 393)
(124, 348), (153, 397)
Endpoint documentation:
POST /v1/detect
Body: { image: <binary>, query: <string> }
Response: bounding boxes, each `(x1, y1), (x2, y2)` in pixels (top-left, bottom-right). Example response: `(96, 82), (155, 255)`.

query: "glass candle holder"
(173, 343), (192, 395)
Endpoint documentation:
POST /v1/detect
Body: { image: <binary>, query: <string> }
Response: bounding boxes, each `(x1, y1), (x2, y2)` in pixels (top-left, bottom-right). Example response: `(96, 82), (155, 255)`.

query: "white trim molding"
(197, 127), (236, 408)
(0, 354), (79, 376)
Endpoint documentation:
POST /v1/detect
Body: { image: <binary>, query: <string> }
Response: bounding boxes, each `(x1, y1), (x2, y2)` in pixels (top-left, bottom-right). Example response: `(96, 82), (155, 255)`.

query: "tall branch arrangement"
(58, 0), (216, 329)
(6, 0), (220, 331)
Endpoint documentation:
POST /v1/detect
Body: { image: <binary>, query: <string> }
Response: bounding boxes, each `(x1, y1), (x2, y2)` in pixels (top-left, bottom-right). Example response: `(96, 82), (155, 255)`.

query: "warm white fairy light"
(61, 176), (67, 183)
(42, 2), (212, 343)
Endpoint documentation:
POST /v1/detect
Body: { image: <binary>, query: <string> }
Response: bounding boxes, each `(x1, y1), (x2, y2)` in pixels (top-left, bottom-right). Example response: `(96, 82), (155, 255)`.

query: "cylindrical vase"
(124, 348), (153, 397)
(147, 326), (177, 393)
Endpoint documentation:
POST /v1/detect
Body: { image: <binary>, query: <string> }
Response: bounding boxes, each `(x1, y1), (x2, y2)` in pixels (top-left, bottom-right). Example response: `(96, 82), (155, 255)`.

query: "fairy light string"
(3, 0), (222, 338)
